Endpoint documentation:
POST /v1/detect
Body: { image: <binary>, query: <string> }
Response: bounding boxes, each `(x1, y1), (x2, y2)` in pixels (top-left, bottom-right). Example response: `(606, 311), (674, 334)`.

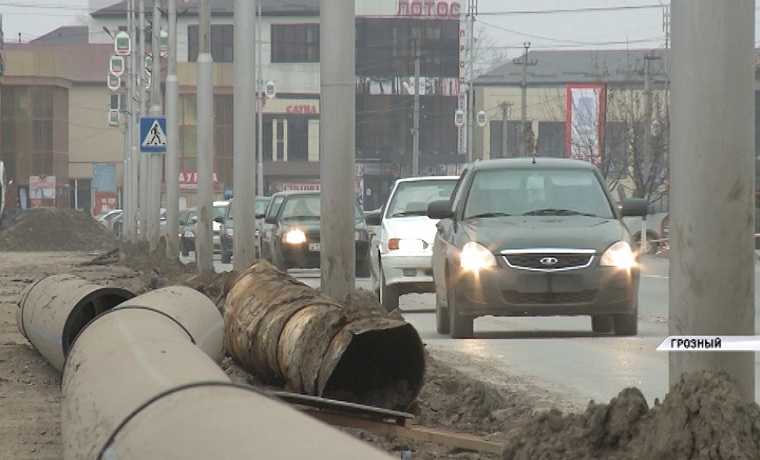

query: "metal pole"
(165, 0), (180, 258)
(320, 0), (356, 301)
(500, 102), (510, 158)
(669, 0), (755, 400)
(256, 0), (264, 197)
(147, 1), (163, 251)
(233, 0), (256, 270)
(411, 41), (420, 176)
(129, 0), (139, 243)
(465, 0), (475, 163)
(195, 0), (214, 272)
(123, 1), (135, 240)
(519, 43), (528, 157)
(138, 0), (148, 241)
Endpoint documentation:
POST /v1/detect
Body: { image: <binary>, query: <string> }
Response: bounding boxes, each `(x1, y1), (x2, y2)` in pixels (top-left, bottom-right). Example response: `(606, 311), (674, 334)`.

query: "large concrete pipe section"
(61, 284), (393, 459)
(16, 274), (135, 371)
(224, 260), (426, 411)
(112, 285), (225, 362)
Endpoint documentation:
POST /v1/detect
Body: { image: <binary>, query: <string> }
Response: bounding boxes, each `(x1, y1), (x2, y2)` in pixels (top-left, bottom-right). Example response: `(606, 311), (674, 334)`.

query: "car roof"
(395, 175), (459, 183)
(469, 157), (599, 171)
(271, 190), (320, 198)
(213, 200), (229, 207)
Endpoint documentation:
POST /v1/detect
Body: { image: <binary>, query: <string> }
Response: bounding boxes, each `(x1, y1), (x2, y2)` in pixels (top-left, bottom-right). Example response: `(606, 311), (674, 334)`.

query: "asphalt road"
(187, 253), (760, 410)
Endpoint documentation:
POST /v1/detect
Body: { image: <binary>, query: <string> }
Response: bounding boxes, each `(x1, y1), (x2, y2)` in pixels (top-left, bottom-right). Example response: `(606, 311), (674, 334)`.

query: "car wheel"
(221, 246), (231, 264)
(378, 262), (400, 312)
(356, 256), (371, 278)
(435, 284), (450, 335)
(591, 315), (613, 333)
(447, 275), (473, 339)
(181, 240), (190, 257)
(613, 312), (638, 336)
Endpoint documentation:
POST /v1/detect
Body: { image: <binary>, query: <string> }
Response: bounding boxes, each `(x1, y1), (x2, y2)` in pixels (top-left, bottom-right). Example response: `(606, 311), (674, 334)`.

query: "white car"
(368, 176), (459, 310)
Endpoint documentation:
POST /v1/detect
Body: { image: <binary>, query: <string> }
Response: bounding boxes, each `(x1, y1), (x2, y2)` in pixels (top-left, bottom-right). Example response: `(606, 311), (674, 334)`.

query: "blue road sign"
(140, 116), (167, 153)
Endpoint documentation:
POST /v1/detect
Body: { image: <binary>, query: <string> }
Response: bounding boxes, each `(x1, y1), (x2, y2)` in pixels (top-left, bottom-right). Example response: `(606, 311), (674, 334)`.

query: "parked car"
(427, 157), (649, 338)
(258, 192), (288, 261)
(262, 191), (370, 275)
(219, 196), (271, 264)
(95, 209), (123, 231)
(180, 201), (229, 256)
(367, 176), (459, 311)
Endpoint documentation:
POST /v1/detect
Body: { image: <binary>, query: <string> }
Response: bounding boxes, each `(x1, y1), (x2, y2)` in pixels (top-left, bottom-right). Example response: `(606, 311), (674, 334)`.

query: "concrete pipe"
(113, 285), (225, 362)
(62, 289), (393, 459)
(16, 273), (135, 371)
(224, 261), (426, 411)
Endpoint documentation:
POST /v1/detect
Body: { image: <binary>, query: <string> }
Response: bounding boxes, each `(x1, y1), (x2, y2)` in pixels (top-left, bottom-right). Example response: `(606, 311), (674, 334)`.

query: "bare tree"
(472, 25), (508, 77)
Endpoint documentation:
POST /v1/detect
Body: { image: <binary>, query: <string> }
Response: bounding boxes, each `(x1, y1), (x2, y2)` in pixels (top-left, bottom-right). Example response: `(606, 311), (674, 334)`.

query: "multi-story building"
(0, 0), (465, 213)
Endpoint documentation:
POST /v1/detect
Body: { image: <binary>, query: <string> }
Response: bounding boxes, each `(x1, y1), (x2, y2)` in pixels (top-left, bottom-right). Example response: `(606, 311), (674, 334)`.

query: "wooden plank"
(302, 409), (505, 455)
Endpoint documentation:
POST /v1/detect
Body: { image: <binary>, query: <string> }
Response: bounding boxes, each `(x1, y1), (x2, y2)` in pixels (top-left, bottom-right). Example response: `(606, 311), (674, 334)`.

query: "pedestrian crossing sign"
(140, 116), (167, 153)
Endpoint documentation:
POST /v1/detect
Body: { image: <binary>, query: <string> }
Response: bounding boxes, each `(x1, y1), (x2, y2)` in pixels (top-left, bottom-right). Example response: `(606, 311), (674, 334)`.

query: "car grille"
(502, 290), (596, 304)
(502, 252), (594, 271)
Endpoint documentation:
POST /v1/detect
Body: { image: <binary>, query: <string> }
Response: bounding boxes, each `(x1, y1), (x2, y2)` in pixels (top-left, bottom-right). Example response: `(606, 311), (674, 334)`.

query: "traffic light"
(454, 109), (465, 127)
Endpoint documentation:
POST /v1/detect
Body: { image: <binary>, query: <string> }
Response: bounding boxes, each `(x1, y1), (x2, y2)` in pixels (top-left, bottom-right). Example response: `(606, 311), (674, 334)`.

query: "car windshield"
(226, 198), (270, 220)
(280, 195), (362, 221)
(386, 179), (458, 218)
(463, 168), (615, 219)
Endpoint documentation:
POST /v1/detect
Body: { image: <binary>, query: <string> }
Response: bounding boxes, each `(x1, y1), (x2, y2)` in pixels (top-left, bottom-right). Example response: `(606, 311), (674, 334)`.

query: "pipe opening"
(321, 324), (425, 411)
(62, 290), (135, 356)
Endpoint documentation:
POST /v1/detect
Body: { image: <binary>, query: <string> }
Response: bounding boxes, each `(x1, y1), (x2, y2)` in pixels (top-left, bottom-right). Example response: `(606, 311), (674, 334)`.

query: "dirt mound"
(502, 370), (760, 460)
(0, 208), (117, 252)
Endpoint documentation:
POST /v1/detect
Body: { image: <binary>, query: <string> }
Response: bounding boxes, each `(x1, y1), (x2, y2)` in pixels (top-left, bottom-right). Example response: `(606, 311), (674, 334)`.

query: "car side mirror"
(213, 216), (224, 224)
(620, 198), (649, 217)
(365, 211), (382, 226)
(428, 200), (454, 219)
(265, 215), (277, 224)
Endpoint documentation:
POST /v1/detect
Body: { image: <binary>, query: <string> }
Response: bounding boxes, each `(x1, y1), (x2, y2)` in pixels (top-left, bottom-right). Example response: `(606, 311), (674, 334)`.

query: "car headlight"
(184, 230), (194, 238)
(225, 228), (233, 237)
(460, 241), (497, 271)
(600, 241), (635, 269)
(388, 238), (428, 252)
(284, 229), (306, 244)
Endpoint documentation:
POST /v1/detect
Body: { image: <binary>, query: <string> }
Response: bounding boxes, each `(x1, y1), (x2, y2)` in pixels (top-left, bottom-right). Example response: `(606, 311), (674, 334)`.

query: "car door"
(432, 169), (469, 301)
(261, 195), (286, 260)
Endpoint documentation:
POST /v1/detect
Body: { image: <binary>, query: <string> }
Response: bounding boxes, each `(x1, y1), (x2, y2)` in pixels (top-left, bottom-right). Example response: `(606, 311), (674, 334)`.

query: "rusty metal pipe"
(61, 283), (393, 459)
(15, 274), (135, 371)
(224, 261), (426, 411)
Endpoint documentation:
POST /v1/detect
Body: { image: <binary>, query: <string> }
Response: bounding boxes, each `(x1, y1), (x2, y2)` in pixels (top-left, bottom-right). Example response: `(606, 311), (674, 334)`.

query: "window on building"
(271, 24), (320, 63)
(536, 121), (566, 158)
(489, 120), (521, 158)
(286, 118), (309, 162)
(187, 24), (234, 63)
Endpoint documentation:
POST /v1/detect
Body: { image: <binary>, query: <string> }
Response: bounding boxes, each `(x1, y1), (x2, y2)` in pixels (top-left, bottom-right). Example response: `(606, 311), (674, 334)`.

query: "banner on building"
(565, 83), (606, 165)
(29, 175), (56, 207)
(179, 170), (221, 190)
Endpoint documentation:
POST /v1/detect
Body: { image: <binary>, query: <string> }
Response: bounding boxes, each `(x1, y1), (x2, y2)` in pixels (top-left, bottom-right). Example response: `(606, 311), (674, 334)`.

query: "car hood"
(280, 220), (365, 233)
(460, 216), (629, 253)
(384, 216), (439, 244)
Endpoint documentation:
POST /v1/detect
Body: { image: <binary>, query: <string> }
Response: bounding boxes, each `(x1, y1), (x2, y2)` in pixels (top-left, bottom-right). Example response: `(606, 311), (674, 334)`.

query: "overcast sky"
(0, 1), (751, 57)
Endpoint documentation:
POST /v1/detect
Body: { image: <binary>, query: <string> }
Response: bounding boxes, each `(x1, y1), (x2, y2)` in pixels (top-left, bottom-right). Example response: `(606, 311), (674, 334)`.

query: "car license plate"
(309, 243), (320, 252)
(517, 275), (548, 293)
(551, 274), (583, 293)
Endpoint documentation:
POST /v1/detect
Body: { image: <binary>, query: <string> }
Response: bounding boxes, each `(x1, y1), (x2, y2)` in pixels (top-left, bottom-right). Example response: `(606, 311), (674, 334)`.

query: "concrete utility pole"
(411, 41), (421, 176)
(256, 0), (264, 197)
(500, 102), (512, 158)
(195, 0), (214, 272)
(147, 1), (163, 252)
(513, 42), (537, 157)
(670, 0), (755, 401)
(138, 0), (148, 241)
(165, 0), (180, 258)
(128, 0), (139, 243)
(232, 0), (257, 271)
(465, 0), (476, 163)
(320, 0), (356, 301)
(123, 0), (135, 241)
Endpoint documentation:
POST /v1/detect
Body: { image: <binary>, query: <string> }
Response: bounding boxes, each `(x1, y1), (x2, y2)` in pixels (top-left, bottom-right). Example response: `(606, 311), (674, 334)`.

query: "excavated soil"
(0, 209), (118, 252)
(2, 213), (760, 458)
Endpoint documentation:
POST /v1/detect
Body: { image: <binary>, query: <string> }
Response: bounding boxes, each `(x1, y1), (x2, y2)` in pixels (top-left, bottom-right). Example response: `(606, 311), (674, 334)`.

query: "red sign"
(285, 104), (318, 114)
(179, 170), (221, 190)
(396, 0), (461, 19)
(94, 192), (119, 215)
